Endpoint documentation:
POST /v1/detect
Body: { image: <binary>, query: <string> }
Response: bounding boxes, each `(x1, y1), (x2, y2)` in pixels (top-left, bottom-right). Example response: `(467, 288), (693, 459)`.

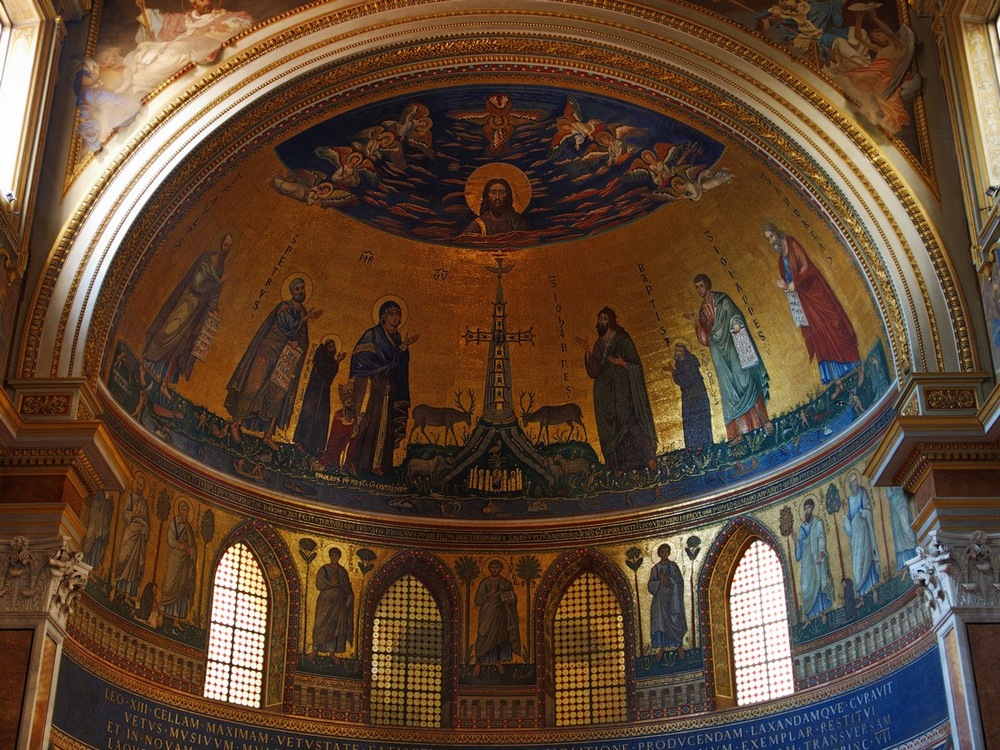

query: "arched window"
(203, 542), (268, 707)
(370, 574), (444, 727)
(729, 539), (794, 705)
(553, 572), (627, 726)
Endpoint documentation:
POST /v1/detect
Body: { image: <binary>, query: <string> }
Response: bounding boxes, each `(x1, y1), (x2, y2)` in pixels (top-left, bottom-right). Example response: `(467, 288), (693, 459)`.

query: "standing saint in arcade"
(647, 544), (687, 660)
(685, 274), (772, 444)
(312, 547), (354, 659)
(765, 224), (861, 394)
(114, 474), (151, 607)
(887, 486), (918, 572)
(576, 307), (658, 473)
(346, 299), (418, 476)
(161, 499), (197, 632)
(224, 276), (322, 449)
(844, 472), (880, 598)
(474, 560), (521, 671)
(82, 490), (114, 571)
(795, 497), (835, 620)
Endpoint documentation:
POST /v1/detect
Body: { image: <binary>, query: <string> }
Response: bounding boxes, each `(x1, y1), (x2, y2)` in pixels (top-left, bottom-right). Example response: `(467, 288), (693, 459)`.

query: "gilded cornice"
(0, 380), (130, 493)
(890, 439), (1000, 491)
(0, 446), (103, 494)
(30, 2), (965, 388)
(866, 372), (997, 487)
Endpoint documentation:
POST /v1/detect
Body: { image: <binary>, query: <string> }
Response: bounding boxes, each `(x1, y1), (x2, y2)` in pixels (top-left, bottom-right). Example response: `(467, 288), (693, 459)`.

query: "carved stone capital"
(908, 533), (959, 625)
(909, 530), (1000, 624)
(0, 536), (91, 628)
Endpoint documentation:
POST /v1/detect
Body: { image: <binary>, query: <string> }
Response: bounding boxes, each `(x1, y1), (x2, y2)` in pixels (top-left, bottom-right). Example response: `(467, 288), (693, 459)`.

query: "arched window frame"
(204, 541), (271, 707)
(361, 549), (459, 728)
(536, 548), (637, 727)
(700, 517), (796, 710)
(202, 521), (297, 710)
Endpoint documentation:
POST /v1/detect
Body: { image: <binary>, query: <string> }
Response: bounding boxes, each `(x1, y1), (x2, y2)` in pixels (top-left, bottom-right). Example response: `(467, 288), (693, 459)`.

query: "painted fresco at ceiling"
(102, 82), (892, 519)
(70, 0), (285, 155)
(691, 0), (922, 158)
(79, 454), (917, 685)
(66, 0), (924, 176)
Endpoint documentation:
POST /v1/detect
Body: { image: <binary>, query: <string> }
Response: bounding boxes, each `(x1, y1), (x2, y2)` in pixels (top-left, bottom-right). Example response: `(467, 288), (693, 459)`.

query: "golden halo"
(370, 295), (409, 326)
(318, 333), (345, 355)
(485, 558), (505, 574)
(673, 337), (692, 351)
(281, 272), (313, 302)
(464, 163), (532, 215)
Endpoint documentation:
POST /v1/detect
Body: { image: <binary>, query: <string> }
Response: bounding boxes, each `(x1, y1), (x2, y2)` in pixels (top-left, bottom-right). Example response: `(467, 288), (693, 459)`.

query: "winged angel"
(625, 141), (733, 202)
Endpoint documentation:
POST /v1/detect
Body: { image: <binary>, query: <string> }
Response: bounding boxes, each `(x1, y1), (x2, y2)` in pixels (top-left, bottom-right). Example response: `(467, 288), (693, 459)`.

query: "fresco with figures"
(695, 0), (922, 150)
(69, 0), (290, 157)
(66, 0), (924, 175)
(102, 83), (892, 519)
(80, 453), (918, 685)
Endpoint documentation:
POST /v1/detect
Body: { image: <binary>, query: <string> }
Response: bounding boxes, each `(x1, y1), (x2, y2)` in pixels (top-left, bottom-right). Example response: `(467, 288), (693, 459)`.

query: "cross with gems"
(462, 252), (534, 421)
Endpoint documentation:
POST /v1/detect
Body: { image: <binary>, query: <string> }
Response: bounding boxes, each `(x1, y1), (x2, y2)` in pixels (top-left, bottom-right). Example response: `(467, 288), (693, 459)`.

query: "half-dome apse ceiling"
(103, 80), (891, 519)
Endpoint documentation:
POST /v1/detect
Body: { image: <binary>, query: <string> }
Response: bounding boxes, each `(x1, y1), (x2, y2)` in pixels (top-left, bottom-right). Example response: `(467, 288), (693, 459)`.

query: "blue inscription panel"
(53, 647), (947, 750)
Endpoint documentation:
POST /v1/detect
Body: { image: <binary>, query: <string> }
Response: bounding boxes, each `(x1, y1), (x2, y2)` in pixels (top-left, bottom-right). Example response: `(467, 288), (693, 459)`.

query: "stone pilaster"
(906, 531), (1000, 750)
(0, 381), (127, 749)
(870, 374), (1000, 750)
(0, 535), (91, 750)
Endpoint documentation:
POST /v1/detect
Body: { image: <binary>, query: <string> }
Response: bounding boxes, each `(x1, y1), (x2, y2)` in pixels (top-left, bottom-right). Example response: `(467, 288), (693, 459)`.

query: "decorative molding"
(18, 393), (72, 417)
(893, 443), (1000, 493)
(867, 373), (996, 489)
(0, 536), (91, 628)
(900, 373), (987, 415)
(0, 446), (103, 494)
(925, 388), (977, 410)
(9, 379), (104, 423)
